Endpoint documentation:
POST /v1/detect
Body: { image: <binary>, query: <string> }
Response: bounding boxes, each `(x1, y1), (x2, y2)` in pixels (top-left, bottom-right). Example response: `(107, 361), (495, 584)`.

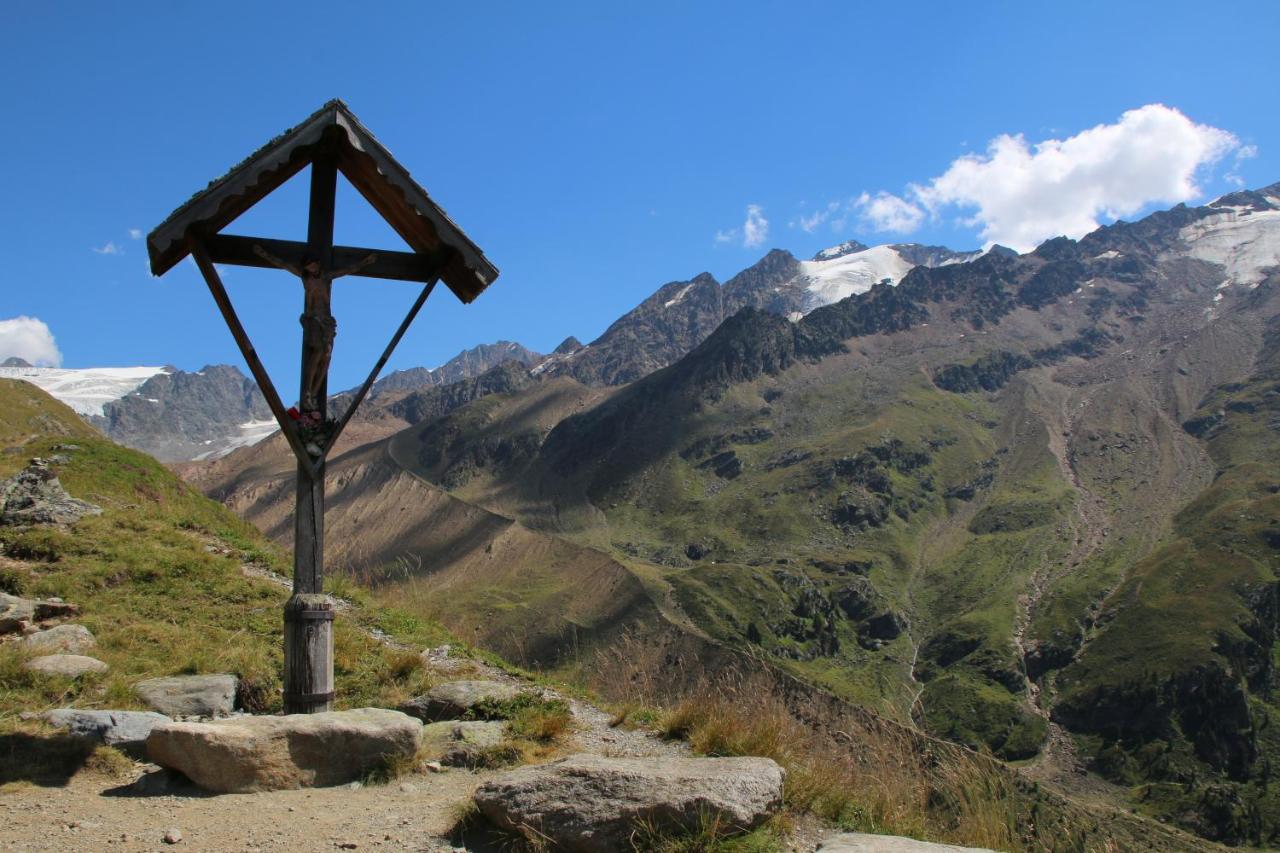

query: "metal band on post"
(284, 609), (337, 622)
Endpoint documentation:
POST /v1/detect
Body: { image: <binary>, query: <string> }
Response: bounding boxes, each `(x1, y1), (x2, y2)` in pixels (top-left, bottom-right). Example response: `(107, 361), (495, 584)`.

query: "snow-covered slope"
(192, 418), (279, 461)
(798, 245), (917, 312)
(795, 242), (984, 314)
(0, 365), (169, 416)
(1180, 200), (1280, 288)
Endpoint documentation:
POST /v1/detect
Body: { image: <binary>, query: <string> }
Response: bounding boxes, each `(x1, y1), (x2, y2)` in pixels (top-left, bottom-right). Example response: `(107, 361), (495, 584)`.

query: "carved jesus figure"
(299, 267), (336, 415)
(250, 245), (376, 418)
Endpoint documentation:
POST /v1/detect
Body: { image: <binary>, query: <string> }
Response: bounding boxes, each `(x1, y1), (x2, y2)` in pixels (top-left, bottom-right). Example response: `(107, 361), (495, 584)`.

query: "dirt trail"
(1, 769), (482, 852)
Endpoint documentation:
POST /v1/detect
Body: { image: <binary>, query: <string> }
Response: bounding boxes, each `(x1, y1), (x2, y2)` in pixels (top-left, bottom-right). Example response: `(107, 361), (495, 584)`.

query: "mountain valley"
(183, 183), (1280, 846)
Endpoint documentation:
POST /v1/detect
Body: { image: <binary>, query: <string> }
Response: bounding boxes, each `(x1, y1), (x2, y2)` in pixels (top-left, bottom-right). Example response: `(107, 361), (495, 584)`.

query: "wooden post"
(284, 151), (338, 714)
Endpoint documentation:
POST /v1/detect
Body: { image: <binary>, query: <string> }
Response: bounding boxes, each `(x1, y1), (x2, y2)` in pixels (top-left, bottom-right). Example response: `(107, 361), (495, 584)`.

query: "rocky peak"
(98, 364), (272, 462)
(1208, 186), (1280, 212)
(553, 336), (583, 355)
(812, 240), (870, 261)
(371, 340), (544, 397)
(889, 243), (983, 267)
(1, 357), (32, 368)
(722, 249), (802, 315)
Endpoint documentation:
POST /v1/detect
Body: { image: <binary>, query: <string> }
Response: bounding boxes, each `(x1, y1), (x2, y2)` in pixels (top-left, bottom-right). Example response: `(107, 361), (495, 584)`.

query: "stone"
(43, 709), (171, 758)
(473, 753), (784, 851)
(20, 624), (96, 654)
(0, 459), (101, 525)
(0, 592), (79, 634)
(421, 720), (506, 766)
(398, 680), (522, 722)
(0, 592), (34, 634)
(146, 708), (423, 793)
(817, 834), (995, 852)
(24, 654), (108, 677)
(163, 828), (183, 844)
(135, 674), (237, 718)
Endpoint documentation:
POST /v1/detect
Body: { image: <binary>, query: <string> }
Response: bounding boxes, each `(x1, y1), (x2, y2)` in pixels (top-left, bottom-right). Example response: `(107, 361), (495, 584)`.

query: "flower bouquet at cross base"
(287, 407), (338, 457)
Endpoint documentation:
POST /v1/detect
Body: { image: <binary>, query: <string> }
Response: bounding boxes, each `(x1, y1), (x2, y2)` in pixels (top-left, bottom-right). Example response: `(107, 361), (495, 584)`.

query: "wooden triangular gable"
(146, 99), (499, 303)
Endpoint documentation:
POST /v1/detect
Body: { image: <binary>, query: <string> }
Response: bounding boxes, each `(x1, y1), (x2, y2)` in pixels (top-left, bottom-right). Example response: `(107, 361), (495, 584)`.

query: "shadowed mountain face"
(203, 184), (1280, 845)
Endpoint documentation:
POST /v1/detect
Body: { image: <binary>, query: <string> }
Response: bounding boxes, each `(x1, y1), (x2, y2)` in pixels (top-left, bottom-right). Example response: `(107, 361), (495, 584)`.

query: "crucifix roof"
(146, 99), (499, 302)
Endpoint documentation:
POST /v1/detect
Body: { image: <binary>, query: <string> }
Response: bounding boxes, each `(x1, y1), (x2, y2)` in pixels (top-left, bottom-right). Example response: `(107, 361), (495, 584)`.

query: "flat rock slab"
(20, 624), (95, 654)
(146, 708), (423, 793)
(400, 680), (522, 722)
(474, 753), (785, 851)
(421, 720), (506, 766)
(818, 834), (995, 852)
(0, 592), (78, 634)
(44, 709), (171, 758)
(135, 674), (237, 718)
(25, 654), (108, 677)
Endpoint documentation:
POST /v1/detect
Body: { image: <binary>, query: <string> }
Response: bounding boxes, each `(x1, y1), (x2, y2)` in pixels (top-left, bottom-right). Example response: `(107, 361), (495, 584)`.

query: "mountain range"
(192, 182), (1280, 846)
(10, 183), (1280, 844)
(1, 240), (991, 460)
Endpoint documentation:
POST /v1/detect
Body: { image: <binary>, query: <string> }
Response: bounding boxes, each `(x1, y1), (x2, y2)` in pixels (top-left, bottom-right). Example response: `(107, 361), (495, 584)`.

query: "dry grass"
(82, 745), (136, 778)
(506, 697), (573, 743)
(629, 812), (793, 852)
(654, 673), (1021, 850)
(609, 703), (663, 730)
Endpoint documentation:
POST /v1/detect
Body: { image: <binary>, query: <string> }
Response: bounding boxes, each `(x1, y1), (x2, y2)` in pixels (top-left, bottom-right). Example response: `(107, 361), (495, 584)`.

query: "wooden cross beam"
(150, 100), (499, 717)
(184, 154), (454, 714)
(204, 234), (452, 284)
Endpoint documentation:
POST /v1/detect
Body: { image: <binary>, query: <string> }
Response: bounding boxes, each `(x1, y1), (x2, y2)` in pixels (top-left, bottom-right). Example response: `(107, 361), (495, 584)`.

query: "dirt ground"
(1, 766), (484, 852)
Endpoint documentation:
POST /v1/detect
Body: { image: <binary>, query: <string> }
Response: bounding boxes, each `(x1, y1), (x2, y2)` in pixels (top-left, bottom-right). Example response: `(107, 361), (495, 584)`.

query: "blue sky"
(2, 1), (1278, 389)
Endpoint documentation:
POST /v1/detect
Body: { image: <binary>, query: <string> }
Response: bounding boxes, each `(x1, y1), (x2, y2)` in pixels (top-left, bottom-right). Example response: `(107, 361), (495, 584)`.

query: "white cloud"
(128, 228), (143, 240)
(791, 200), (840, 233)
(854, 191), (925, 234)
(1224, 143), (1259, 188)
(842, 104), (1238, 252)
(715, 204), (770, 248)
(93, 240), (123, 255)
(742, 204), (768, 247)
(0, 316), (62, 367)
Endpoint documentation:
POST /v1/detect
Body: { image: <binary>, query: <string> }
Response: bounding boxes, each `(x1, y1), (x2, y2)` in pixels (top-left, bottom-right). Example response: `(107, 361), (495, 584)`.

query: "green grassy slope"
(1050, 319), (1280, 844)
(0, 379), (452, 749)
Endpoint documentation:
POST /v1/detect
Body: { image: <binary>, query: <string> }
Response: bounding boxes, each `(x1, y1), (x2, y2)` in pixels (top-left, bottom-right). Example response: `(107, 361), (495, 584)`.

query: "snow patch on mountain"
(813, 240), (870, 261)
(798, 245), (915, 312)
(664, 283), (695, 309)
(0, 365), (170, 416)
(1179, 207), (1280, 288)
(192, 418), (278, 461)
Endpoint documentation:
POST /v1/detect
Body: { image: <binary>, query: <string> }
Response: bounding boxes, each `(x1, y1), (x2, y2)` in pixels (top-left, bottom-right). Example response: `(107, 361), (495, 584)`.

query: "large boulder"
(399, 679), (522, 722)
(421, 720), (506, 766)
(146, 708), (423, 793)
(0, 459), (101, 525)
(135, 674), (237, 718)
(20, 624), (95, 654)
(473, 753), (784, 851)
(818, 834), (995, 852)
(0, 592), (78, 634)
(24, 654), (108, 677)
(44, 709), (171, 758)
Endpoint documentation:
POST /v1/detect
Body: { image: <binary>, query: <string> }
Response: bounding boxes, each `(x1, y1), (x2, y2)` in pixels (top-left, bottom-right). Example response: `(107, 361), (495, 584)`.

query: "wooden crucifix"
(148, 100), (499, 713)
